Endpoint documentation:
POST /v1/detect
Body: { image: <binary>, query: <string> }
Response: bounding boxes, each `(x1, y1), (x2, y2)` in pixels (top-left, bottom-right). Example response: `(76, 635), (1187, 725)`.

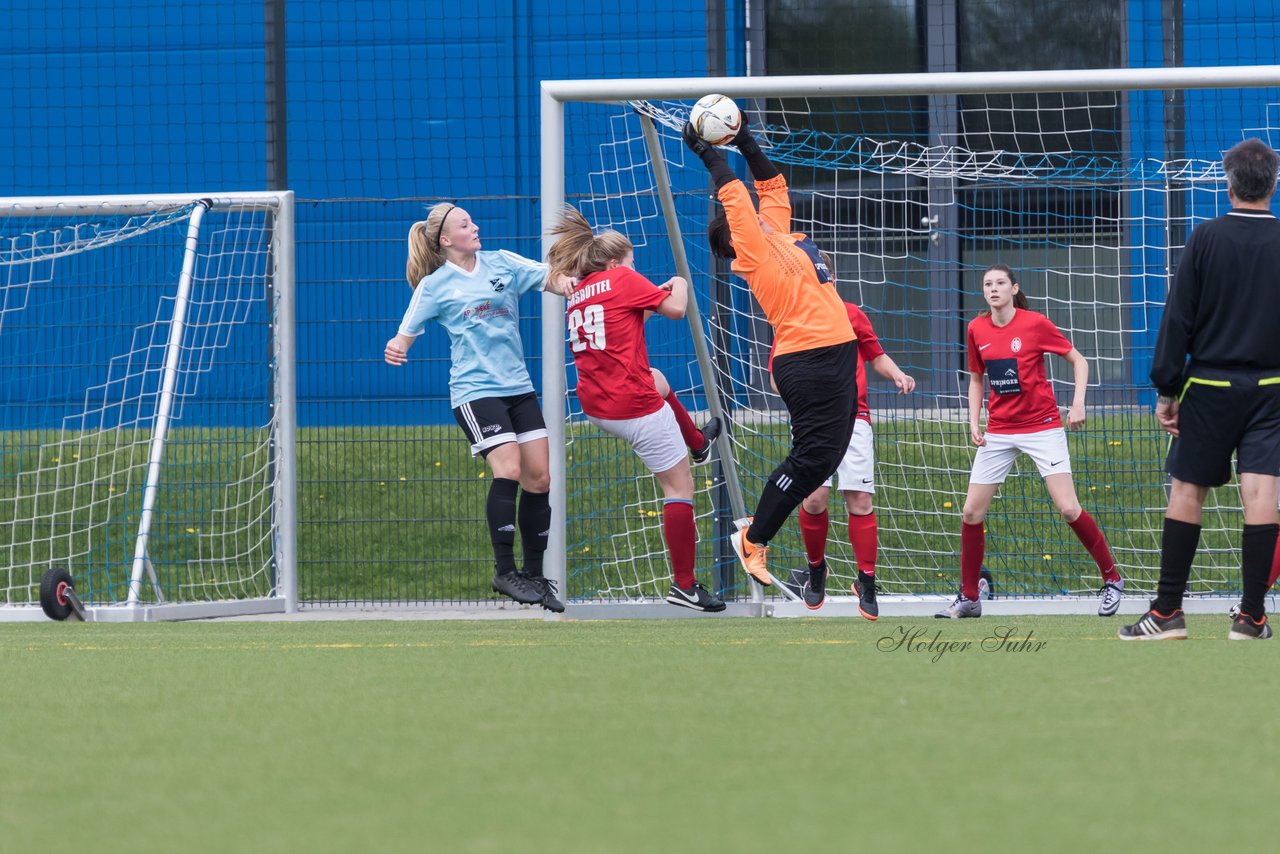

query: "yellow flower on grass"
(943, 501), (953, 508)
(186, 528), (197, 534)
(434, 461), (441, 467)
(399, 476), (406, 481)
(1043, 554), (1052, 561)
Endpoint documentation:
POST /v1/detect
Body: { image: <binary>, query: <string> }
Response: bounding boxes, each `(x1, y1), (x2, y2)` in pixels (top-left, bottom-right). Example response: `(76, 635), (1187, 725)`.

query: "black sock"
(746, 481), (801, 546)
(518, 490), (551, 578)
(1153, 517), (1201, 613)
(1239, 523), (1278, 620)
(487, 478), (519, 576)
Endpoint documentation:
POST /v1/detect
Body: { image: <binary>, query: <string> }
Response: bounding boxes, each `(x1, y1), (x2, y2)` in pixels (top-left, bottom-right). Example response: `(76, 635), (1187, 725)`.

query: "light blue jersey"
(399, 249), (549, 407)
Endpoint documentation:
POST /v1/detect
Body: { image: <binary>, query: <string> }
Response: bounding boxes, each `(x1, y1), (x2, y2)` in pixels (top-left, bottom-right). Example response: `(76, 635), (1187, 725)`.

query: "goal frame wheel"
(39, 567), (87, 622)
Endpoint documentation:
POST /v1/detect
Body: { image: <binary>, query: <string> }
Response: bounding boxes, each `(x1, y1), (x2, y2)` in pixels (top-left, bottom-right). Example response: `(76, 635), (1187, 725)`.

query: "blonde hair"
(405, 202), (459, 288)
(545, 206), (633, 279)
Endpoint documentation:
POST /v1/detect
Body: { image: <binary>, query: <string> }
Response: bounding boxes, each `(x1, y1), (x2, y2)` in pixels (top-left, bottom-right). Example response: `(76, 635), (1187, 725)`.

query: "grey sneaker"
(935, 593), (981, 619)
(1118, 608), (1187, 640)
(1228, 613), (1273, 640)
(1098, 579), (1124, 617)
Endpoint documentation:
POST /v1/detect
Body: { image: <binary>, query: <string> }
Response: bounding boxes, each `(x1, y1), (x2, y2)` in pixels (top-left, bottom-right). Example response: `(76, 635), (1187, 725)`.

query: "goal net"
(542, 69), (1280, 613)
(0, 193), (296, 621)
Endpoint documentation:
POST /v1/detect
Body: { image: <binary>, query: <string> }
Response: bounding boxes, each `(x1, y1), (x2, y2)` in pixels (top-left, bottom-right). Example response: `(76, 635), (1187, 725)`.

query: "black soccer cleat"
(852, 570), (879, 621)
(665, 581), (726, 612)
(690, 416), (723, 466)
(1228, 612), (1273, 640)
(492, 569), (543, 606)
(803, 560), (828, 610)
(522, 572), (566, 613)
(1117, 607), (1187, 640)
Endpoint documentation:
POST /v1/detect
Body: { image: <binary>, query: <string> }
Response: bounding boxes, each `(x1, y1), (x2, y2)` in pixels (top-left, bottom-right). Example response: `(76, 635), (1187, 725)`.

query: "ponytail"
(405, 202), (458, 287)
(546, 206), (634, 279)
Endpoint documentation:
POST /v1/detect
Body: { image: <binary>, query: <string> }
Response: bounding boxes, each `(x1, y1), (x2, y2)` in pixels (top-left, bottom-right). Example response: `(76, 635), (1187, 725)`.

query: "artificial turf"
(0, 614), (1270, 853)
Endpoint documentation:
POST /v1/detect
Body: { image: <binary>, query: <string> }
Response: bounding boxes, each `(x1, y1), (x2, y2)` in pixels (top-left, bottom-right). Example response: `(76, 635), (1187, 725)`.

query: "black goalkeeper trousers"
(749, 340), (859, 544)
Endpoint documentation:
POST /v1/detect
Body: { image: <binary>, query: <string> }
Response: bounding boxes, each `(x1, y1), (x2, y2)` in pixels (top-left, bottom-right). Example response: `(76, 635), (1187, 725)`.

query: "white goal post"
(0, 192), (296, 621)
(540, 66), (1280, 618)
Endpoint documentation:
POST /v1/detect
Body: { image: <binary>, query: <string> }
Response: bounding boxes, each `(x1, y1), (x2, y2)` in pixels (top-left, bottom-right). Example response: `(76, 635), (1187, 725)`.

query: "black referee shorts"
(1166, 369), (1280, 487)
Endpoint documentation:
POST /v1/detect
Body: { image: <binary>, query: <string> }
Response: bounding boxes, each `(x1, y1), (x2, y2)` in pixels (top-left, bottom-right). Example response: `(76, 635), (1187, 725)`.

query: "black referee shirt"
(1150, 207), (1280, 398)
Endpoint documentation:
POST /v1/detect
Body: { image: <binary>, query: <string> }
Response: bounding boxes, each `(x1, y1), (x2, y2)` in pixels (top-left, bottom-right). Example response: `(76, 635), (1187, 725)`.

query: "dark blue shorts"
(1166, 369), (1280, 487)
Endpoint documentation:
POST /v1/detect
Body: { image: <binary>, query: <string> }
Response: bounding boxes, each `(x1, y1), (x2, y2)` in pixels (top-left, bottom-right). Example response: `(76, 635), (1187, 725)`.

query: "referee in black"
(1120, 138), (1280, 641)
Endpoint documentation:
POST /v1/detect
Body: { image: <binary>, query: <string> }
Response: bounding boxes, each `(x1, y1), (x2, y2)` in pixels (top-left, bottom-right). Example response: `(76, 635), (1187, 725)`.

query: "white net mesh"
(559, 86), (1279, 604)
(0, 200), (283, 607)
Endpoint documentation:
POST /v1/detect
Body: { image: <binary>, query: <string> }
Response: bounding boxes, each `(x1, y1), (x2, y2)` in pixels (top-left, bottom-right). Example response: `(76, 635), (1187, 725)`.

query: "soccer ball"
(690, 94), (742, 146)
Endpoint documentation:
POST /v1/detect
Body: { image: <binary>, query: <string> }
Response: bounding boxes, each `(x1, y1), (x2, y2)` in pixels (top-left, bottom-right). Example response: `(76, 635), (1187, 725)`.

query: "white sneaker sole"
(1227, 629), (1273, 640)
(1117, 628), (1188, 640)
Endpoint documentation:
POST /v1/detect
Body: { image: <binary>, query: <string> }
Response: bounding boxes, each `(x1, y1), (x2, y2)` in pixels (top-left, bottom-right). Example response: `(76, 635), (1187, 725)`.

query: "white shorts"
(589, 402), (686, 474)
(970, 428), (1072, 484)
(821, 418), (875, 493)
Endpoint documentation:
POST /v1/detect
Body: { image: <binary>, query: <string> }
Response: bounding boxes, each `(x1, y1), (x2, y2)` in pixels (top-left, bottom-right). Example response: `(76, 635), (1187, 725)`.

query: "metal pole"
(638, 114), (749, 522)
(127, 200), (210, 604)
(264, 0), (288, 191)
(540, 86), (568, 611)
(272, 192), (298, 611)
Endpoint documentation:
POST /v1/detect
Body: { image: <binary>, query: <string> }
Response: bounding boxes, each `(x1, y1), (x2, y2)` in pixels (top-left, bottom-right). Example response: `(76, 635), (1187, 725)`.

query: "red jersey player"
(937, 264), (1123, 619)
(773, 302), (914, 617)
(548, 207), (724, 612)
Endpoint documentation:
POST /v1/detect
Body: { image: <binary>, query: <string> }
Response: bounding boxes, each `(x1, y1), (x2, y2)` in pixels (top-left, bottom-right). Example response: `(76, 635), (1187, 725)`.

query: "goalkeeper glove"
(730, 113), (780, 182)
(682, 122), (737, 190)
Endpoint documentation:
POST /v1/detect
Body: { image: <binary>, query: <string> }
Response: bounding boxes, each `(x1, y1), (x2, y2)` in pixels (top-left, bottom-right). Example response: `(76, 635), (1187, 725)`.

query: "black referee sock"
(487, 477), (520, 576)
(1239, 523), (1279, 620)
(1153, 517), (1201, 613)
(518, 490), (551, 578)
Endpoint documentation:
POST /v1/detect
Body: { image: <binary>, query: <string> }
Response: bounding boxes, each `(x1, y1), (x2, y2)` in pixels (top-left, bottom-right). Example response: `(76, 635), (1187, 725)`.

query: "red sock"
(1068, 509), (1120, 583)
(663, 499), (697, 589)
(848, 512), (878, 576)
(665, 391), (705, 451)
(1269, 536), (1280, 588)
(798, 507), (829, 566)
(961, 522), (985, 601)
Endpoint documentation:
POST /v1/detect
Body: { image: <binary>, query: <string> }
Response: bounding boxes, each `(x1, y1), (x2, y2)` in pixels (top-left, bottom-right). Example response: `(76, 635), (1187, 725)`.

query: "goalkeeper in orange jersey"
(683, 114), (858, 606)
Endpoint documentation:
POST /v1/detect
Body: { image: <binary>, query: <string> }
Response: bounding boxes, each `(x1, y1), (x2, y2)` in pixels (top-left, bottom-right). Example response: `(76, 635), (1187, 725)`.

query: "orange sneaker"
(730, 527), (771, 587)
